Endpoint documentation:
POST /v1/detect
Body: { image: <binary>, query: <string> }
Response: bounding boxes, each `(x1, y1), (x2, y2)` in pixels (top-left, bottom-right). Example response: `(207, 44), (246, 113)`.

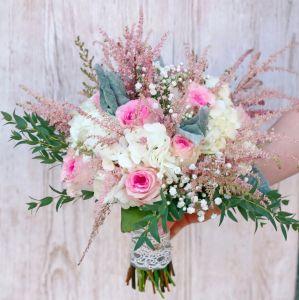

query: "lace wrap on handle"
(130, 229), (172, 271)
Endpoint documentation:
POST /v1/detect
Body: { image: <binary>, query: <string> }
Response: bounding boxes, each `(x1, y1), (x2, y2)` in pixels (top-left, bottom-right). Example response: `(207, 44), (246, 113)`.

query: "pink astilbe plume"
(215, 43), (299, 118)
(20, 85), (72, 135)
(67, 103), (124, 140)
(185, 45), (210, 84)
(211, 48), (254, 95)
(98, 10), (168, 98)
(77, 203), (111, 266)
(78, 169), (121, 265)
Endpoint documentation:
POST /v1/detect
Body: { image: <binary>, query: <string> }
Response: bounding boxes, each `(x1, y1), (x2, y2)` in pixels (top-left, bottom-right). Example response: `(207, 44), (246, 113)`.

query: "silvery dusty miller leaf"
(177, 107), (209, 144)
(95, 64), (129, 115)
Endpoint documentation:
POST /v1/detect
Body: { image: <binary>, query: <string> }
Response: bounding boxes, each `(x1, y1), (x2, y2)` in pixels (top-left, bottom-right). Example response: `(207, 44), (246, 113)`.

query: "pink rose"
(61, 149), (97, 197)
(125, 168), (160, 205)
(172, 134), (199, 165)
(187, 83), (215, 107)
(115, 98), (160, 126)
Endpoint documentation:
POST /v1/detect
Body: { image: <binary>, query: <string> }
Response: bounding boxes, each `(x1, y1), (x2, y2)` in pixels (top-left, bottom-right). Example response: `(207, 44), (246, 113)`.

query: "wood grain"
(0, 1), (298, 299)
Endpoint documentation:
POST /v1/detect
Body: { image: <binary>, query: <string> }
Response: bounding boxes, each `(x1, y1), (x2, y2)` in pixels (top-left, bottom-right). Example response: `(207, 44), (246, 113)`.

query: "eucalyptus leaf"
(14, 115), (27, 130)
(3, 111), (68, 165)
(1, 111), (12, 121)
(39, 196), (53, 207)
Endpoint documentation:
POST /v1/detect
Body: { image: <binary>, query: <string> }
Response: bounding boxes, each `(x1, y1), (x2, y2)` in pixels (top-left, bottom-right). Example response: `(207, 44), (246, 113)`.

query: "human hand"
(169, 206), (221, 238)
(169, 109), (299, 239)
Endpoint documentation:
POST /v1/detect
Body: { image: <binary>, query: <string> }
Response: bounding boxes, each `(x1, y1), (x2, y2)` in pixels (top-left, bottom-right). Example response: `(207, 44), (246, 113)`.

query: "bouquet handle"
(125, 229), (175, 297)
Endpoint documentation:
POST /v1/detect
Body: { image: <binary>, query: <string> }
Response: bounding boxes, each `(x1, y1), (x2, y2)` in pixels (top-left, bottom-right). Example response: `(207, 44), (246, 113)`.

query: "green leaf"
(219, 206), (226, 226)
(161, 208), (168, 233)
(1, 111), (12, 121)
(255, 205), (277, 231)
(121, 207), (151, 233)
(248, 211), (256, 221)
(228, 197), (241, 207)
(82, 190), (94, 200)
(14, 140), (29, 147)
(254, 220), (259, 233)
(282, 199), (289, 206)
(39, 196), (53, 207)
(36, 126), (50, 137)
(134, 234), (146, 251)
(277, 211), (294, 217)
(144, 236), (155, 250)
(60, 195), (74, 206)
(11, 131), (22, 140)
(14, 115), (27, 130)
(227, 210), (238, 222)
(237, 206), (248, 221)
(267, 198), (281, 209)
(26, 202), (38, 210)
(28, 132), (39, 142)
(140, 202), (162, 211)
(149, 221), (160, 243)
(168, 202), (182, 220)
(132, 215), (155, 230)
(266, 190), (281, 200)
(280, 224), (287, 240)
(4, 112), (68, 165)
(56, 198), (63, 212)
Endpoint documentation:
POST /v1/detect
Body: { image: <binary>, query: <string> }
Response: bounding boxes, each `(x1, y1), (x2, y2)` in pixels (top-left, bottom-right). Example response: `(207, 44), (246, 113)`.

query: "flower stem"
(125, 262), (175, 298)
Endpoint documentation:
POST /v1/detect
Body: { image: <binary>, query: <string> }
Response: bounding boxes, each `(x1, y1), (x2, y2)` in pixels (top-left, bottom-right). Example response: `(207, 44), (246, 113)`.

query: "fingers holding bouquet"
(169, 206), (221, 238)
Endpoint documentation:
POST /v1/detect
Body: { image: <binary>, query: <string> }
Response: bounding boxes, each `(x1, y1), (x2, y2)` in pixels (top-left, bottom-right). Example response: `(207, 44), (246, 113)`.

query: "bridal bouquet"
(2, 13), (299, 297)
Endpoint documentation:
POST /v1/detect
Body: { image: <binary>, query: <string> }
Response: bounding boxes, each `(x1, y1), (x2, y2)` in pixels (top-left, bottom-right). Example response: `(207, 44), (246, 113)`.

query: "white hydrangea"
(201, 76), (241, 154)
(201, 98), (240, 154)
(69, 100), (108, 150)
(124, 123), (179, 179)
(69, 99), (133, 171)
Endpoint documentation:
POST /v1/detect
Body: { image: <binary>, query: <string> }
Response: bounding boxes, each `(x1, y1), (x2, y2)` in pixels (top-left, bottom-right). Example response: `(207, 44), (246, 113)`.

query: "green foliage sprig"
(121, 191), (184, 250)
(27, 186), (94, 212)
(75, 36), (98, 97)
(122, 183), (299, 251)
(217, 188), (299, 239)
(2, 111), (68, 164)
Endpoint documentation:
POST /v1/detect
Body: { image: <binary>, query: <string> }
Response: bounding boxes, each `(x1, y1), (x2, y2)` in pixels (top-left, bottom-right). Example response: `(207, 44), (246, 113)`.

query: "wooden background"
(0, 0), (298, 299)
